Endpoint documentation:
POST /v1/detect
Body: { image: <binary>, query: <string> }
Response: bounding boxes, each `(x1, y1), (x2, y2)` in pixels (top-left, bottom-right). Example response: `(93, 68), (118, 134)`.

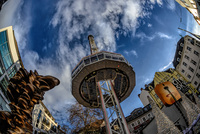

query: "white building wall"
(176, 35), (200, 90)
(139, 89), (153, 106)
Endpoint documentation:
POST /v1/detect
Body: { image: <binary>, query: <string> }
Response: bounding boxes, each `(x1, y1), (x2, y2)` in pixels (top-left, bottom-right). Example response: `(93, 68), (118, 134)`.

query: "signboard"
(154, 81), (181, 106)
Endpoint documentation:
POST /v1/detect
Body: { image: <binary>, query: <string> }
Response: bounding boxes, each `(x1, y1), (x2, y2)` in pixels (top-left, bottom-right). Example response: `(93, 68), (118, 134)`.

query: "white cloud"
(166, 0), (176, 10)
(136, 32), (172, 41)
(157, 32), (172, 39)
(51, 0), (150, 53)
(124, 50), (138, 57)
(0, 0), (169, 125)
(150, 0), (163, 6)
(159, 61), (172, 72)
(147, 23), (152, 27)
(144, 78), (151, 83)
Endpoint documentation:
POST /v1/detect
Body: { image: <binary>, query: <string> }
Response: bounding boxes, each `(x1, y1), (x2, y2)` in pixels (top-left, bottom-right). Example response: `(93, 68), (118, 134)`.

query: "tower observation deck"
(71, 35), (135, 134)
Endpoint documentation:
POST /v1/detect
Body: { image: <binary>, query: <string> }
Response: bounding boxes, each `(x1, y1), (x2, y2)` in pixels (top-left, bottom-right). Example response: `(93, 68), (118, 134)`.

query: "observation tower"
(71, 35), (135, 134)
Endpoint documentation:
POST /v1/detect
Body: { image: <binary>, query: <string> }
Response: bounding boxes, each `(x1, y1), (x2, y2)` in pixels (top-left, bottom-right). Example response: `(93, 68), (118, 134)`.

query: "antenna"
(88, 35), (99, 54)
(178, 27), (200, 40)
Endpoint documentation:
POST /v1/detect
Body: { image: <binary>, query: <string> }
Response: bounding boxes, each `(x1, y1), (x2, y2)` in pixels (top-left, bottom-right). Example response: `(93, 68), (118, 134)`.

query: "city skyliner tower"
(71, 35), (135, 134)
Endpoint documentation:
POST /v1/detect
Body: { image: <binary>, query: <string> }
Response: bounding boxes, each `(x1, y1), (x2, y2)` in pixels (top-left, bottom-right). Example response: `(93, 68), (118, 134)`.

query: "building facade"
(138, 68), (196, 131)
(176, 0), (200, 25)
(173, 35), (200, 91)
(0, 26), (23, 111)
(32, 101), (59, 134)
(140, 68), (198, 108)
(126, 104), (156, 134)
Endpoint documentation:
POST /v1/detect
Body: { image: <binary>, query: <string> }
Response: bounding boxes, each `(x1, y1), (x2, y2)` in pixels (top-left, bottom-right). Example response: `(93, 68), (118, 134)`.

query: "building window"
(8, 66), (17, 78)
(0, 77), (9, 99)
(181, 69), (185, 73)
(179, 51), (182, 55)
(180, 43), (184, 47)
(131, 123), (135, 128)
(137, 120), (140, 125)
(187, 46), (191, 51)
(148, 114), (151, 117)
(180, 0), (185, 3)
(143, 117), (146, 122)
(0, 60), (4, 77)
(183, 62), (187, 67)
(187, 74), (191, 79)
(194, 50), (199, 57)
(184, 55), (189, 60)
(189, 67), (194, 72)
(177, 58), (180, 62)
(194, 81), (198, 86)
(185, 3), (189, 7)
(196, 73), (200, 78)
(0, 31), (13, 70)
(191, 59), (197, 66)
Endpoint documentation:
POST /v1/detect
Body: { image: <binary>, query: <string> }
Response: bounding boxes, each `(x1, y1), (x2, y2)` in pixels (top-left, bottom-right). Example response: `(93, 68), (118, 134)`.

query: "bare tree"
(67, 101), (103, 133)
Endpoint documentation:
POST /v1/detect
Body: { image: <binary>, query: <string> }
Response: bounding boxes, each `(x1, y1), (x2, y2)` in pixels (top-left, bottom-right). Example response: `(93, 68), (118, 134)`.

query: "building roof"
(126, 104), (152, 123)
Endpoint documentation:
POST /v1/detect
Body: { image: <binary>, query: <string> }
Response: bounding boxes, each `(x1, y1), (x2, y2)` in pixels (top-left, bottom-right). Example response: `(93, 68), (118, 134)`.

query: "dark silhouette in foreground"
(0, 68), (60, 133)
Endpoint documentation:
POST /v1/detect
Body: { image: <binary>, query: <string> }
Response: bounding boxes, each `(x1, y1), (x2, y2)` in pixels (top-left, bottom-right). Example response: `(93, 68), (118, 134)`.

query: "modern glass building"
(0, 26), (23, 111)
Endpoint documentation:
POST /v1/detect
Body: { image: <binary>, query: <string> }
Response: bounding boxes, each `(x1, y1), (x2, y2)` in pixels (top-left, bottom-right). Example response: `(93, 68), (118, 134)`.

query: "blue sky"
(0, 0), (200, 126)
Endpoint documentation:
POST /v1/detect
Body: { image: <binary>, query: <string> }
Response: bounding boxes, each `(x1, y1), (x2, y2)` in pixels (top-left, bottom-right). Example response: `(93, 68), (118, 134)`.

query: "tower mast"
(88, 35), (99, 54)
(72, 35), (135, 134)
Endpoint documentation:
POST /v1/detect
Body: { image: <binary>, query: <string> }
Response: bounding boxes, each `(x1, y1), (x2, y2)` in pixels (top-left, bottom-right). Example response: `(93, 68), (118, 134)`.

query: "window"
(183, 62), (187, 67)
(181, 69), (185, 73)
(98, 54), (104, 60)
(105, 55), (111, 59)
(91, 56), (98, 62)
(179, 51), (182, 55)
(137, 120), (140, 125)
(194, 50), (199, 57)
(143, 117), (146, 121)
(189, 67), (194, 72)
(119, 57), (124, 61)
(180, 0), (185, 3)
(0, 77), (9, 99)
(131, 123), (135, 128)
(194, 81), (198, 85)
(187, 74), (191, 79)
(196, 73), (200, 78)
(191, 59), (197, 66)
(0, 60), (4, 77)
(187, 46), (191, 51)
(8, 66), (17, 78)
(177, 58), (180, 62)
(184, 55), (189, 60)
(180, 43), (184, 47)
(0, 31), (13, 70)
(148, 114), (151, 117)
(185, 3), (189, 7)
(84, 58), (90, 65)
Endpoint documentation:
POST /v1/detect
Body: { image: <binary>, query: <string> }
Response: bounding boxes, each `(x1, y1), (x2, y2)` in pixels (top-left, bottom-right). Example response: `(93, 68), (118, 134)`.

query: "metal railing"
(71, 51), (130, 79)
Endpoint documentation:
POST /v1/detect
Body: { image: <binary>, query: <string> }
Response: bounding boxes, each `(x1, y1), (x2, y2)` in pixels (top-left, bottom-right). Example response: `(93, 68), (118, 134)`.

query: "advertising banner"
(154, 81), (181, 105)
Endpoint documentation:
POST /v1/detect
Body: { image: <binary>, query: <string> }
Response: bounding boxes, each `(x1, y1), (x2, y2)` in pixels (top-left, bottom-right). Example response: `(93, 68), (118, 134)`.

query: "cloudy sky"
(0, 0), (200, 126)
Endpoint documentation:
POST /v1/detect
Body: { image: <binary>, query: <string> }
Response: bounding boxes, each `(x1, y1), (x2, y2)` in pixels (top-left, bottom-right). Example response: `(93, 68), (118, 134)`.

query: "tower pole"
(110, 80), (130, 134)
(88, 35), (99, 54)
(97, 80), (130, 134)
